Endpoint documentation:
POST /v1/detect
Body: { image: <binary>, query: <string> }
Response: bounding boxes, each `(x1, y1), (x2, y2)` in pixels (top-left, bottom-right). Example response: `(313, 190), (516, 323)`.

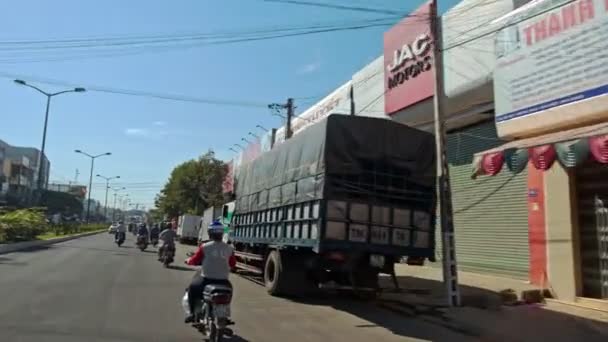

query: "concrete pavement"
(0, 233), (471, 342)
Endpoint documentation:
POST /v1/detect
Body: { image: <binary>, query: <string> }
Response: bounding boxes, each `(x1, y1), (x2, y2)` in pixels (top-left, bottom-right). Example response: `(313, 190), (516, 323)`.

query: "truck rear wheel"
(264, 250), (291, 296)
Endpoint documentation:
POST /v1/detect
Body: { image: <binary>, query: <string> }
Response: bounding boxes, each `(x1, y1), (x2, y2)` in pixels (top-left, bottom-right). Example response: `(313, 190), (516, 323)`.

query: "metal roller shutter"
(575, 162), (608, 299)
(434, 121), (530, 279)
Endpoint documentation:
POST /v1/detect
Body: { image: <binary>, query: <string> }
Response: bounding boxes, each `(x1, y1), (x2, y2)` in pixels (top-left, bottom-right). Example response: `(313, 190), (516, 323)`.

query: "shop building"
(474, 0), (608, 305)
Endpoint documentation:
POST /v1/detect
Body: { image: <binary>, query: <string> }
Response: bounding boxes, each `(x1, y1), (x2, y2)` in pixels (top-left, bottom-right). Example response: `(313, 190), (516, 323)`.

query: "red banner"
(222, 161), (234, 194)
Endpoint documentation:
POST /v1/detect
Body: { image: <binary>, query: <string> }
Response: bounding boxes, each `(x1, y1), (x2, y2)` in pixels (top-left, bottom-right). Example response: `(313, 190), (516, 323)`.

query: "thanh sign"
(494, 0), (608, 138)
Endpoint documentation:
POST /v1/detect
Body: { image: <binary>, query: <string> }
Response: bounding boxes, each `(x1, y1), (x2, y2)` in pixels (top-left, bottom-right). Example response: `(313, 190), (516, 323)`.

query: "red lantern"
(529, 145), (557, 170)
(481, 152), (504, 176)
(589, 135), (608, 164)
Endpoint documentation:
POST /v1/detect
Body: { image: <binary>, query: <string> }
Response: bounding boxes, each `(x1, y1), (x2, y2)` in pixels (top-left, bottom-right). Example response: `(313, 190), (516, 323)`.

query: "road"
(0, 233), (472, 341)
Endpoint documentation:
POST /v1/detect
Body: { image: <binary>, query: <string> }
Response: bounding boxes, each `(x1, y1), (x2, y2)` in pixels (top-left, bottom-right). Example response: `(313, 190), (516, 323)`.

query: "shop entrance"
(576, 162), (608, 299)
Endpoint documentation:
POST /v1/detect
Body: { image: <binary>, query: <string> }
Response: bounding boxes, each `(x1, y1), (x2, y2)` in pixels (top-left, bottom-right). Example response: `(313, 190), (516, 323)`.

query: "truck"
(198, 206), (224, 243)
(177, 214), (202, 244)
(223, 114), (437, 297)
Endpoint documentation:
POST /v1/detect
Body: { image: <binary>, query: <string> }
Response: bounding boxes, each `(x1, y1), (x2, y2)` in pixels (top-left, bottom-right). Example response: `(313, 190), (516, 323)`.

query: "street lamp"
(233, 144), (245, 150)
(96, 174), (120, 222)
(229, 147), (239, 153)
(111, 187), (126, 221)
(248, 132), (259, 139)
(241, 137), (250, 144)
(75, 150), (111, 223)
(256, 125), (269, 132)
(14, 79), (85, 193)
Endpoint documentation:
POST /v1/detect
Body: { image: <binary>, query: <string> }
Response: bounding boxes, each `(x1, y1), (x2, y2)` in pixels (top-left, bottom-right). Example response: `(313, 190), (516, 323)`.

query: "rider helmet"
(208, 220), (224, 241)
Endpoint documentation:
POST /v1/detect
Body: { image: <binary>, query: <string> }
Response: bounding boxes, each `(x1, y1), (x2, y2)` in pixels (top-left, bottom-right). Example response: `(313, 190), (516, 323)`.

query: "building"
(47, 183), (87, 200)
(0, 138), (50, 206)
(472, 0), (608, 306)
(226, 0), (607, 307)
(6, 145), (50, 190)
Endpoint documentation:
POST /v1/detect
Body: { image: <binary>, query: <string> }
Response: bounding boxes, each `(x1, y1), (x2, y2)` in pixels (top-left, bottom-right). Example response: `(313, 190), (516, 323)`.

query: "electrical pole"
(286, 98), (294, 140)
(350, 85), (355, 116)
(268, 98), (295, 141)
(431, 0), (460, 307)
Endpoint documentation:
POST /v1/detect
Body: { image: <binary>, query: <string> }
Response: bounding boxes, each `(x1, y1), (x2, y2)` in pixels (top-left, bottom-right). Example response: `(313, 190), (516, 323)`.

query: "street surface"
(0, 233), (472, 341)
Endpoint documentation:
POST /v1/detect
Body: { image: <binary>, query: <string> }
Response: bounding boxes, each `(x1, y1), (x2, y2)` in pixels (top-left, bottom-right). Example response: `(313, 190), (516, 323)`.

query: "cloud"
(153, 121), (167, 126)
(297, 61), (321, 74)
(125, 128), (149, 136)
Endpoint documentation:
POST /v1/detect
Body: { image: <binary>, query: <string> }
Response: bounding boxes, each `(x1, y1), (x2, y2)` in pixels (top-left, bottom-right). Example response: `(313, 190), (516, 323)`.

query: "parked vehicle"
(226, 115), (437, 297)
(177, 214), (202, 244)
(136, 235), (148, 251)
(182, 283), (234, 342)
(198, 207), (223, 244)
(115, 232), (126, 247)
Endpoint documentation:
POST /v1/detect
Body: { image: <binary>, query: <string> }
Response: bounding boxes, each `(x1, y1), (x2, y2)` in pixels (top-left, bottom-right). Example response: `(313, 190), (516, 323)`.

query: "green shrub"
(0, 209), (48, 242)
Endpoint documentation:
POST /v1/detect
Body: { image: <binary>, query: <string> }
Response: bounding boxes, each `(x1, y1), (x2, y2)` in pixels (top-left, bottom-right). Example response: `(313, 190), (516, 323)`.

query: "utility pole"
(74, 169), (79, 184)
(268, 98), (295, 141)
(431, 0), (460, 307)
(286, 98), (294, 139)
(350, 85), (355, 116)
(270, 128), (277, 148)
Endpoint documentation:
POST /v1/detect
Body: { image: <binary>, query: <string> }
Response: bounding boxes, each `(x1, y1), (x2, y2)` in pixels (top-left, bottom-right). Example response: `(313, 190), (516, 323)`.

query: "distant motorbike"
(115, 232), (126, 247)
(136, 235), (148, 251)
(151, 237), (159, 247)
(159, 244), (175, 267)
(183, 284), (234, 342)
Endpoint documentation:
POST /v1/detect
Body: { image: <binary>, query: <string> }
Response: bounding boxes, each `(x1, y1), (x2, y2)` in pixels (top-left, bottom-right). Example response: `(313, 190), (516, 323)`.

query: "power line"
(0, 71), (270, 107)
(442, 0), (577, 52)
(260, 0), (408, 15)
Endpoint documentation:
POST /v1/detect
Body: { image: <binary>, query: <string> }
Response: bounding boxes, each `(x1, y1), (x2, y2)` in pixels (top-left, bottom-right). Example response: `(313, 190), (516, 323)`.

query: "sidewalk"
(378, 265), (608, 341)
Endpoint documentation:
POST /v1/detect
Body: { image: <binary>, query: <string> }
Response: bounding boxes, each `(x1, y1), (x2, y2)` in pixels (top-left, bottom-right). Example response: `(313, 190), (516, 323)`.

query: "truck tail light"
(212, 294), (232, 304)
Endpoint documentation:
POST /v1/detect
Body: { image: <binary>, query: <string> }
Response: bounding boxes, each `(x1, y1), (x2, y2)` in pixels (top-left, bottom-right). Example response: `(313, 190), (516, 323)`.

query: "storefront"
(382, 0), (532, 278)
(474, 0), (608, 303)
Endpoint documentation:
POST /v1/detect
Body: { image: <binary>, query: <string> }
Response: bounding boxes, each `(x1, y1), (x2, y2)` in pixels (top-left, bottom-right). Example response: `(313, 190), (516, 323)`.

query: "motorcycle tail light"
(212, 294), (232, 304)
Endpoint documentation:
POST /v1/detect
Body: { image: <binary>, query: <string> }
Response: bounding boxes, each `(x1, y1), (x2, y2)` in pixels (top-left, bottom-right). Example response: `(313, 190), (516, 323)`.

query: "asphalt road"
(0, 233), (472, 341)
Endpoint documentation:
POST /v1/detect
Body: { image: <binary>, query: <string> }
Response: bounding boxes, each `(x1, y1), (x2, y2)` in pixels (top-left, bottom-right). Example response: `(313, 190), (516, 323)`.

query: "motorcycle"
(159, 244), (175, 267)
(115, 232), (126, 247)
(151, 236), (159, 247)
(182, 284), (234, 342)
(136, 235), (148, 251)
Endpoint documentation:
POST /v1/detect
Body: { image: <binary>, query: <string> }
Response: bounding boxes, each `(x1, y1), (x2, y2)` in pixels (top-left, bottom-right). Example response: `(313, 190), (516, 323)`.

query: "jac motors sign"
(384, 0), (435, 115)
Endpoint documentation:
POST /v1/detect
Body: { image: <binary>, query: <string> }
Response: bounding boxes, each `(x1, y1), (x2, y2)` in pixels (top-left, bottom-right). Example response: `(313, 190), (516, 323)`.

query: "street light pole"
(75, 150), (111, 223)
(111, 187), (125, 221)
(14, 80), (85, 194)
(97, 174), (120, 222)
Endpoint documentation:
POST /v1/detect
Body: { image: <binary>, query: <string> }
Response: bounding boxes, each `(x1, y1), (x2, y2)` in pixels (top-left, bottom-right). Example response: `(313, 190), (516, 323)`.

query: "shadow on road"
(380, 275), (608, 340)
(168, 265), (195, 272)
(0, 256), (28, 266)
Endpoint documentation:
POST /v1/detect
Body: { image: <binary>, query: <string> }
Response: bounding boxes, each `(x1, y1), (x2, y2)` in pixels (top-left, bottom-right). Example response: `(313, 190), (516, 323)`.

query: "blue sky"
(0, 0), (459, 209)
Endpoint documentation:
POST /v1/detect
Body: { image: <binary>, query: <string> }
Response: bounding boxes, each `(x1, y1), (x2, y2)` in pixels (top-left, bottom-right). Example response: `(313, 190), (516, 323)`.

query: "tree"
(155, 151), (227, 217)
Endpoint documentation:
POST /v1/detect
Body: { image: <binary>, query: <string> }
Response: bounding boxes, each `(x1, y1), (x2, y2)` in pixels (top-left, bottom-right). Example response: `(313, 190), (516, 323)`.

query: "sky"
(0, 0), (459, 210)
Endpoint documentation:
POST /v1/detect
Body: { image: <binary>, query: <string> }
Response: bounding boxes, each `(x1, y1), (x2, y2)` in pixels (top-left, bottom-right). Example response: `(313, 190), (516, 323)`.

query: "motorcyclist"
(150, 224), (160, 241)
(136, 223), (149, 243)
(184, 220), (236, 323)
(115, 221), (127, 242)
(158, 222), (177, 260)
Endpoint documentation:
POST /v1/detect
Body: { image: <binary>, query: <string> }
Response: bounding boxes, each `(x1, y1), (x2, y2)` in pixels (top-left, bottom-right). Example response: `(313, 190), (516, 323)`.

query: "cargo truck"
(224, 115), (437, 297)
(177, 214), (202, 244)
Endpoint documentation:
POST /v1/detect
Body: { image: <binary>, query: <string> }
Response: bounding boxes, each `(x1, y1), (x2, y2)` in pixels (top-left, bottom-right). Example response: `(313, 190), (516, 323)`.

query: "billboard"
(494, 0), (608, 138)
(384, 0), (435, 115)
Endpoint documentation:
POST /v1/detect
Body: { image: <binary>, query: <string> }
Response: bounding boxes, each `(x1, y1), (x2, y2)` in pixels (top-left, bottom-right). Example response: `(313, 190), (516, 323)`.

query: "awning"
(472, 121), (608, 178)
